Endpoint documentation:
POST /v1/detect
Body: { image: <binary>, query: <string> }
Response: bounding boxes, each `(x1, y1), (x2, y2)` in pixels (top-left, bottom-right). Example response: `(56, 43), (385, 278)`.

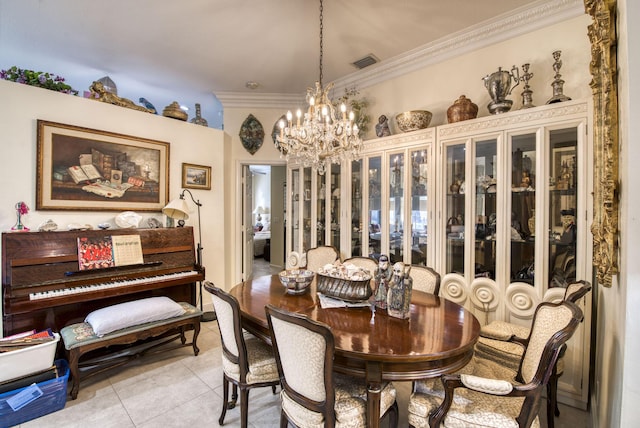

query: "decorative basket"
(316, 274), (372, 302)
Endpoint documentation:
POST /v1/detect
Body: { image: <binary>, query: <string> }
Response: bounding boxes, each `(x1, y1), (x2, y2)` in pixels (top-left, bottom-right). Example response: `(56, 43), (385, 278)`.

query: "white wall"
(0, 79), (229, 327)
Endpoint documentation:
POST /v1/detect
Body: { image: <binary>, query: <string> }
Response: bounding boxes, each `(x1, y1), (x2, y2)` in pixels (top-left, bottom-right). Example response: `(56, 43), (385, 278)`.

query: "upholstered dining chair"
(408, 300), (584, 428)
(204, 282), (280, 428)
(474, 280), (591, 428)
(265, 304), (399, 428)
(343, 256), (378, 277)
(305, 245), (340, 272)
(408, 265), (441, 295)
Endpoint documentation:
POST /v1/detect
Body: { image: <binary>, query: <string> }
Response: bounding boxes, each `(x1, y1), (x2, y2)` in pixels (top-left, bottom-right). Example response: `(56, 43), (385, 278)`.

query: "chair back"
(409, 265), (441, 295)
(265, 304), (335, 422)
(306, 246), (340, 272)
(564, 279), (591, 303)
(343, 256), (377, 277)
(519, 301), (583, 385)
(204, 282), (249, 379)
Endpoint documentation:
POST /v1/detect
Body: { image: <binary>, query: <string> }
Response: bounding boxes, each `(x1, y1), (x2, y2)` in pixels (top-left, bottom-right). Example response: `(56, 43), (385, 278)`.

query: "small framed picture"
(182, 163), (211, 190)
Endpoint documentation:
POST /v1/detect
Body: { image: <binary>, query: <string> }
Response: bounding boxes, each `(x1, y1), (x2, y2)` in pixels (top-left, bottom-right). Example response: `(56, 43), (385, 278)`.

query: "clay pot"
(447, 95), (478, 123)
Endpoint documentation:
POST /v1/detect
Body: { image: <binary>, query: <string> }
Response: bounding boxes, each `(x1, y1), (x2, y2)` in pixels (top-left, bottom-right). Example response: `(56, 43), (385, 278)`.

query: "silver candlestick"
(519, 63), (535, 109)
(546, 50), (571, 104)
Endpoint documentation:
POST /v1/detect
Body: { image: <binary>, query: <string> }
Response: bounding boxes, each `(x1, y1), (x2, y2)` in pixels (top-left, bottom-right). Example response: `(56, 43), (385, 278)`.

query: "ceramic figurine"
(375, 115), (391, 137)
(373, 255), (392, 310)
(387, 262), (412, 319)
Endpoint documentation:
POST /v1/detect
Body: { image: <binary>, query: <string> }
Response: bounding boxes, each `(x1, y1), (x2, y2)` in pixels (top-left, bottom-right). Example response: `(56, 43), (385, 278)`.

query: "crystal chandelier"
(277, 0), (362, 175)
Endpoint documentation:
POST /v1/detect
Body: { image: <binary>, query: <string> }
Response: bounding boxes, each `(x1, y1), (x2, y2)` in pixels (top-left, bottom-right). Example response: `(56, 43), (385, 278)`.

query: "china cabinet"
(436, 99), (592, 408)
(284, 99), (591, 408)
(286, 129), (435, 268)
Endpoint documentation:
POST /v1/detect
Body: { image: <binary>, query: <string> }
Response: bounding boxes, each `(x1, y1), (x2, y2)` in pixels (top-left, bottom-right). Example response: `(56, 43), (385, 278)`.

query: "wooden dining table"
(229, 274), (480, 427)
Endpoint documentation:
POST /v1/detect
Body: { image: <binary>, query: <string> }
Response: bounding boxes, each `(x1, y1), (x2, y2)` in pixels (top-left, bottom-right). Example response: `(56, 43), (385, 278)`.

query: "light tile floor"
(16, 258), (592, 427)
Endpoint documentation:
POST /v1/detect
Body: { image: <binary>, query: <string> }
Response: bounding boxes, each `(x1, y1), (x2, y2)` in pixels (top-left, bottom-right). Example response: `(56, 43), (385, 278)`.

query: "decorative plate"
(239, 114), (264, 155)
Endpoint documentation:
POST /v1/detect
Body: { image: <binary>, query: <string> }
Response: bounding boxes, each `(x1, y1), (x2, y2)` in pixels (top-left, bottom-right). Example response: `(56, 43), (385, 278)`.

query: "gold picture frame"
(182, 163), (211, 190)
(585, 0), (619, 287)
(36, 120), (170, 211)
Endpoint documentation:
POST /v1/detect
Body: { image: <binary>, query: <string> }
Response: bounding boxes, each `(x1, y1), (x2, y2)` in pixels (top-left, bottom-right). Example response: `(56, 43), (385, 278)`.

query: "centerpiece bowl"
(395, 110), (432, 132)
(278, 269), (314, 295)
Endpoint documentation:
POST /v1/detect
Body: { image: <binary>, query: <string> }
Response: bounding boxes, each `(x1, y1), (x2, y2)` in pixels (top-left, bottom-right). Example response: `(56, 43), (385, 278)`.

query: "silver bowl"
(278, 269), (314, 295)
(395, 110), (432, 132)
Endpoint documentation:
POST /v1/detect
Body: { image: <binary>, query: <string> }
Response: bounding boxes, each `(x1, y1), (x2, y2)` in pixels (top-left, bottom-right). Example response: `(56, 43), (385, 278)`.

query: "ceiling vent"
(352, 54), (379, 69)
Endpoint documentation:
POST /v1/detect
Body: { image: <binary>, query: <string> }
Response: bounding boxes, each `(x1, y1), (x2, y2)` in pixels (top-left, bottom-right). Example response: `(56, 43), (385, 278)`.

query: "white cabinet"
(285, 99), (592, 408)
(436, 99), (592, 408)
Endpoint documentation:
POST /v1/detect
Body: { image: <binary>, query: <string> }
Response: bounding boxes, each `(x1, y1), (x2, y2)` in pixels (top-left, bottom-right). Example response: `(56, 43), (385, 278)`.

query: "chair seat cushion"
(408, 356), (540, 428)
(480, 320), (531, 341)
(222, 333), (279, 384)
(281, 375), (396, 428)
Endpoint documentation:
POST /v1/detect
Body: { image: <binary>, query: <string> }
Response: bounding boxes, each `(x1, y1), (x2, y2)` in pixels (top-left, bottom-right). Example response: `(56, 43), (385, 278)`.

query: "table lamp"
(163, 189), (216, 322)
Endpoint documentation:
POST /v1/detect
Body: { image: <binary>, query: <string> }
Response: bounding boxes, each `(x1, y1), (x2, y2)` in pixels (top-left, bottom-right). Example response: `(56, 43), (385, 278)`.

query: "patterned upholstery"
(205, 282), (279, 428)
(343, 256), (378, 277)
(306, 246), (340, 272)
(266, 305), (398, 428)
(408, 301), (583, 428)
(409, 266), (441, 295)
(475, 281), (590, 428)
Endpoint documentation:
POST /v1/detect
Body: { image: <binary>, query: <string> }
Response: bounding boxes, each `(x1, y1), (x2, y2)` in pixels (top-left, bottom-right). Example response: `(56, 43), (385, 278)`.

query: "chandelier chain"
(319, 0), (324, 88)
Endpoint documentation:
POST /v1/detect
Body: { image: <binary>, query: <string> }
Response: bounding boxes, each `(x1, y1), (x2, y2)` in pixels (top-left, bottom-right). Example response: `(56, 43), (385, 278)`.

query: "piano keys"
(2, 227), (204, 337)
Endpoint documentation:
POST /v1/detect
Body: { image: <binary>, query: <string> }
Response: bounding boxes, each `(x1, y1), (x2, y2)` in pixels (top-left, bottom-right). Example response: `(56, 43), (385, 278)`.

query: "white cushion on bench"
(85, 296), (186, 337)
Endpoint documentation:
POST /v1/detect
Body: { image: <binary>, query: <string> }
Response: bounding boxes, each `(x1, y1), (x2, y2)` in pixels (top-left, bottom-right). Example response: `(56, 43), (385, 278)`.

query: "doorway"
(241, 163), (286, 280)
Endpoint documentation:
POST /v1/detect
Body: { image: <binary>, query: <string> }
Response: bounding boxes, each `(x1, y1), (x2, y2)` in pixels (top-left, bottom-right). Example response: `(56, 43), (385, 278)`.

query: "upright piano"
(2, 227), (204, 337)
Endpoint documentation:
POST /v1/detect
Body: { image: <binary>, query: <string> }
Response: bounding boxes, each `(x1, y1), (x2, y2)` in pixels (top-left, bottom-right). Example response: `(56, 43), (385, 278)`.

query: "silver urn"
(482, 66), (520, 114)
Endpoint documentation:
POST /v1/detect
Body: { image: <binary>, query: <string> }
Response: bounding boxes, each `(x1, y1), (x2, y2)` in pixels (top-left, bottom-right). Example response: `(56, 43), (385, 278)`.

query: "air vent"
(352, 54), (379, 69)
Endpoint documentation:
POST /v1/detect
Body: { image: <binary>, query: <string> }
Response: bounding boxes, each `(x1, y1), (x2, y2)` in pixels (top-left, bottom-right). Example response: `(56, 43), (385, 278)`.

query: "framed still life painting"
(36, 120), (170, 211)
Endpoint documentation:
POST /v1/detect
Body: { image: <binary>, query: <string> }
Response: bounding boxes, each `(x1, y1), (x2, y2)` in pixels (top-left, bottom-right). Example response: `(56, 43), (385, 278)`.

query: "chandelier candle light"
(277, 0), (363, 175)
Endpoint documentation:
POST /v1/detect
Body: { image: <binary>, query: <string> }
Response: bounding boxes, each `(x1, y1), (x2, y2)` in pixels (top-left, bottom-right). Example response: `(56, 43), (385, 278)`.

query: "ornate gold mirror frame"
(585, 0), (618, 287)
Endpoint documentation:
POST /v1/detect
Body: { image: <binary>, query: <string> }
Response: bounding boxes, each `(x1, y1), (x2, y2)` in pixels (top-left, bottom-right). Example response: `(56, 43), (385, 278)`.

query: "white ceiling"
(1, 0), (552, 97)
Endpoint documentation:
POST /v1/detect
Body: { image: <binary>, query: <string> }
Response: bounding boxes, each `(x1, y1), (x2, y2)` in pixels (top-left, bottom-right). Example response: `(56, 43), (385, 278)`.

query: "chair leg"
(280, 409), (289, 428)
(229, 384), (238, 409)
(387, 401), (399, 428)
(219, 376), (229, 425)
(272, 385), (277, 394)
(240, 387), (250, 428)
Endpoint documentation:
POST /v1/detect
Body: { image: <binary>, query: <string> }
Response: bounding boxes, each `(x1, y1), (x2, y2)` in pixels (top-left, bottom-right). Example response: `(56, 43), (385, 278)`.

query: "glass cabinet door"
(510, 133), (537, 284)
(317, 171), (327, 246)
(291, 167), (300, 254)
(368, 156), (382, 258)
(474, 139), (497, 279)
(410, 149), (428, 265)
(330, 163), (341, 249)
(548, 127), (578, 289)
(389, 153), (405, 264)
(445, 144), (465, 274)
(302, 167), (312, 252)
(351, 159), (364, 256)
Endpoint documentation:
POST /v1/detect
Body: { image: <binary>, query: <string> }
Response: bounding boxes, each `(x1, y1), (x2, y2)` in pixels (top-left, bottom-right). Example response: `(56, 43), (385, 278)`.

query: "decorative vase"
(190, 103), (208, 127)
(387, 262), (412, 319)
(482, 66), (520, 114)
(528, 209), (536, 237)
(373, 254), (391, 310)
(11, 202), (29, 231)
(446, 95), (478, 123)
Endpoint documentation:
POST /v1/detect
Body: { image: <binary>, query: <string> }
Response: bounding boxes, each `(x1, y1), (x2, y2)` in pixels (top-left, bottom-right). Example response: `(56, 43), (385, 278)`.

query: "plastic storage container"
(0, 359), (69, 427)
(0, 333), (60, 383)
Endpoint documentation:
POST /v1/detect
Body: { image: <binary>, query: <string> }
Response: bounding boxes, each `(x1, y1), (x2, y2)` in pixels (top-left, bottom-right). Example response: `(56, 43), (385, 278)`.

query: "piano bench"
(60, 302), (202, 400)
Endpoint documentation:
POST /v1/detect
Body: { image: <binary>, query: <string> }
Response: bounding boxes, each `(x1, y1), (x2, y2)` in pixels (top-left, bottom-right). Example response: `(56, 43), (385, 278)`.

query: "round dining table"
(229, 274), (480, 428)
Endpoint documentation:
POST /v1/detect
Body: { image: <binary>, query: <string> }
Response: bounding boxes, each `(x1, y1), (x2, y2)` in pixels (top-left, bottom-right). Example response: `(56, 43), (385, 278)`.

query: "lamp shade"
(253, 206), (265, 215)
(163, 197), (190, 220)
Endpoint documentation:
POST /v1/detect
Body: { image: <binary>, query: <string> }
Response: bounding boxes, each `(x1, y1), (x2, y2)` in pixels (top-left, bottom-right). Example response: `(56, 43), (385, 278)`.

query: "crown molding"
(215, 92), (304, 109)
(216, 0), (585, 108)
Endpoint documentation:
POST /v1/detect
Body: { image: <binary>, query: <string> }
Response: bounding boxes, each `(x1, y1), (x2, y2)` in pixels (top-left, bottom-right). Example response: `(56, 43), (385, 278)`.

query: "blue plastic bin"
(0, 359), (69, 428)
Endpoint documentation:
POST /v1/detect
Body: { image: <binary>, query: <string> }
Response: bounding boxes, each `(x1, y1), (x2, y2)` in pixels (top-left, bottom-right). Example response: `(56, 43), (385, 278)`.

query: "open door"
(242, 165), (254, 281)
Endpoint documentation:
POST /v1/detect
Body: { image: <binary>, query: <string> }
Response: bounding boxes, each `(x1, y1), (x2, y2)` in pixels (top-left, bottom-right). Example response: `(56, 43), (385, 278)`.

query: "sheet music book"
(77, 236), (115, 270)
(111, 235), (144, 266)
(77, 235), (143, 270)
